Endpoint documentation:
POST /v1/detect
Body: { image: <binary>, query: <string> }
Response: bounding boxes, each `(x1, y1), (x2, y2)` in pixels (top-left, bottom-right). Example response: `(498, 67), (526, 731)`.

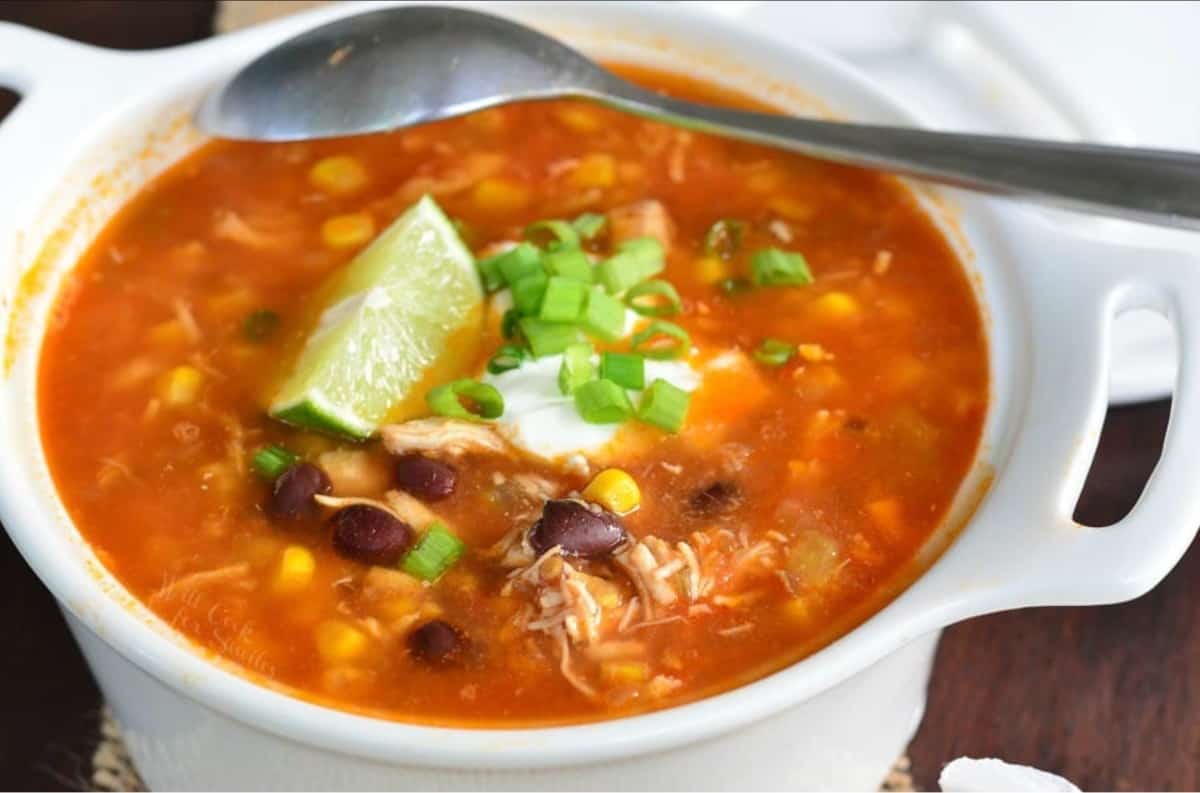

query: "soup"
(38, 66), (987, 726)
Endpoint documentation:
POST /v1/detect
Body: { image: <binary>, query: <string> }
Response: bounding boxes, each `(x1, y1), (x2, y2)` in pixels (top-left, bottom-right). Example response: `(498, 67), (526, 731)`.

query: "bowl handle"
(935, 224), (1200, 617)
(0, 25), (131, 257)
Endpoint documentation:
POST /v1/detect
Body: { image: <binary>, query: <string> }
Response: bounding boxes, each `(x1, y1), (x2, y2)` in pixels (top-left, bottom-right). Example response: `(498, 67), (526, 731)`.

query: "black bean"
(687, 481), (741, 517)
(529, 499), (626, 559)
(268, 463), (332, 521)
(408, 619), (466, 665)
(394, 453), (457, 501)
(330, 505), (413, 565)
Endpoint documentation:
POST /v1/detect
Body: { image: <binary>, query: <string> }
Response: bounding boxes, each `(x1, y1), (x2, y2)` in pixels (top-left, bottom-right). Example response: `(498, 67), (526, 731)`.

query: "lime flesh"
(270, 195), (482, 439)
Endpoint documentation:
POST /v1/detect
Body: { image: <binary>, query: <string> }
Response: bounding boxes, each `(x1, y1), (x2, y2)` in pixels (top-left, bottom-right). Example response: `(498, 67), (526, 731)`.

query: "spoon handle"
(602, 89), (1200, 230)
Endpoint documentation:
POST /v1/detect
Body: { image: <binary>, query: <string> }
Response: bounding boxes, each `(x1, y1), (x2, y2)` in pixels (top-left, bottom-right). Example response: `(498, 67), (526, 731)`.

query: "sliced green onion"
(572, 212), (607, 241)
(753, 337), (796, 367)
(539, 276), (589, 323)
(558, 342), (595, 396)
(487, 344), (526, 375)
(510, 271), (548, 316)
(596, 236), (665, 294)
(243, 310), (280, 342)
(600, 351), (644, 390)
(426, 379), (504, 421)
(401, 522), (465, 581)
(574, 378), (633, 424)
(519, 318), (580, 358)
(626, 280), (682, 317)
(631, 321), (691, 360)
(751, 248), (813, 287)
(718, 277), (753, 296)
(501, 307), (521, 340)
(252, 445), (297, 479)
(493, 242), (543, 285)
(580, 287), (627, 342)
(638, 378), (691, 433)
(702, 219), (745, 261)
(475, 254), (506, 293)
(543, 247), (593, 283)
(525, 219), (579, 251)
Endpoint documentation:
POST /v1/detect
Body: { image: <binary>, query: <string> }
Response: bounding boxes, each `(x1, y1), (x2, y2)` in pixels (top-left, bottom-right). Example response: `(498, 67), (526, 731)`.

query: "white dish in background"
(701, 0), (1183, 404)
(3, 2), (1200, 789)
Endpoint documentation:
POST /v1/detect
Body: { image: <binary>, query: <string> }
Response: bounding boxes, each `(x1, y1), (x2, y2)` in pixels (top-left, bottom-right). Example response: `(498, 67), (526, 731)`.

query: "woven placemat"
(86, 3), (917, 790)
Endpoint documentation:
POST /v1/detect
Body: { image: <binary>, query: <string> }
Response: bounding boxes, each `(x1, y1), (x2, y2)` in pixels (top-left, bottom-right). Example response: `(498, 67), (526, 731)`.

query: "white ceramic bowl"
(3, 3), (1200, 790)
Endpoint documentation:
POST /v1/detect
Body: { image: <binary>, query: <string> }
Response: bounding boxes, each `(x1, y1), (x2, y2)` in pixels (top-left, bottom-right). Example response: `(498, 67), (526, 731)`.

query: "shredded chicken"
(608, 199), (673, 249)
(380, 418), (508, 458)
(384, 489), (443, 531)
(212, 210), (297, 250)
(390, 153), (504, 205)
(150, 563), (252, 604)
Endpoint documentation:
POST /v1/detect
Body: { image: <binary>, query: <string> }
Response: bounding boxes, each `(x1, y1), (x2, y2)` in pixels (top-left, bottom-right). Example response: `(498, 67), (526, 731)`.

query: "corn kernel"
(206, 288), (258, 318)
(601, 660), (649, 684)
(554, 105), (601, 133)
(377, 596), (420, 622)
(273, 545), (316, 593)
(309, 155), (368, 195)
(582, 468), (641, 515)
(314, 620), (368, 663)
(471, 177), (530, 214)
(768, 195), (815, 221)
(695, 256), (730, 284)
(746, 165), (786, 193)
(812, 291), (859, 320)
(570, 153), (616, 188)
(148, 319), (188, 347)
(321, 212), (375, 249)
(159, 365), (204, 405)
(865, 498), (904, 541)
(783, 597), (814, 623)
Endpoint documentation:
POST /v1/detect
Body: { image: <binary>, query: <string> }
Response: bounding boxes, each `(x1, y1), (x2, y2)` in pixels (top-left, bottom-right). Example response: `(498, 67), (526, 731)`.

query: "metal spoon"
(196, 5), (1200, 230)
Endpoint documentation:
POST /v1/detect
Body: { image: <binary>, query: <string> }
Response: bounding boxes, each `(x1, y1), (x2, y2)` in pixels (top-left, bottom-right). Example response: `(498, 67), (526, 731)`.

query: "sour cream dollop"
(483, 352), (700, 461)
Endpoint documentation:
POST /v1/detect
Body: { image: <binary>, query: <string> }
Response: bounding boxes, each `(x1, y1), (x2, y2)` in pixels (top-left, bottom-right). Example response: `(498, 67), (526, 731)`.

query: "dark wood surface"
(0, 3), (1192, 790)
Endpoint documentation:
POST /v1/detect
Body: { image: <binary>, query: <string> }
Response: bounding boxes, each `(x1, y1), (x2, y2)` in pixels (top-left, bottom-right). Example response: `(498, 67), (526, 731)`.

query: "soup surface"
(39, 66), (987, 725)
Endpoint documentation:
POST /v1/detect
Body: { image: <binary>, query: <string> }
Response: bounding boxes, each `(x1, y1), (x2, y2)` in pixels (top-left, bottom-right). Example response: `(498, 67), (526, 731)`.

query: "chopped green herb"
(751, 248), (813, 287)
(574, 378), (634, 424)
(487, 344), (526, 375)
(596, 236), (665, 294)
(525, 219), (580, 250)
(631, 320), (691, 360)
(626, 279), (682, 317)
(510, 271), (548, 316)
(572, 212), (607, 241)
(519, 318), (580, 358)
(475, 254), (505, 293)
(753, 337), (796, 367)
(543, 247), (593, 283)
(243, 310), (280, 342)
(703, 219), (745, 261)
(493, 242), (543, 285)
(638, 378), (691, 432)
(426, 379), (504, 420)
(600, 352), (645, 390)
(580, 287), (627, 342)
(539, 276), (589, 323)
(500, 307), (521, 340)
(252, 445), (297, 479)
(558, 342), (595, 395)
(402, 522), (465, 581)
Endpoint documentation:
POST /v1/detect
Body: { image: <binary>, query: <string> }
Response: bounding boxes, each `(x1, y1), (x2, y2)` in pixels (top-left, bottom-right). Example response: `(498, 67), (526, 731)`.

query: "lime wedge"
(270, 195), (483, 439)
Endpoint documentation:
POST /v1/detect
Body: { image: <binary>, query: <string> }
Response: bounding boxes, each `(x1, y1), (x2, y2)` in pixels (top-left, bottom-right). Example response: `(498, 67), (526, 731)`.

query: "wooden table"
(0, 3), (1193, 790)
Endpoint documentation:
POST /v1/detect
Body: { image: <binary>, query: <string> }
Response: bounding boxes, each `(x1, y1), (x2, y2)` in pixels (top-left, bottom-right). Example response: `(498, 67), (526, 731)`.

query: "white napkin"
(940, 757), (1080, 792)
